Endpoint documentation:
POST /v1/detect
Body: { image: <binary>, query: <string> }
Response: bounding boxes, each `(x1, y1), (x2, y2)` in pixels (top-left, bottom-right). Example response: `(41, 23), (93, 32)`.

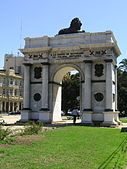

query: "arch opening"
(52, 66), (82, 122)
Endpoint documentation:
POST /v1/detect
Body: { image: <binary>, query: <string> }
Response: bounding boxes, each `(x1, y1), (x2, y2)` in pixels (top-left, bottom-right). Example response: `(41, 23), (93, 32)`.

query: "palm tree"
(119, 59), (127, 72)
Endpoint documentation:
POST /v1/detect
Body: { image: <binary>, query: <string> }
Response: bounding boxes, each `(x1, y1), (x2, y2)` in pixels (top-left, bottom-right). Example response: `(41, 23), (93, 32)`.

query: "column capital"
(105, 109), (113, 112)
(83, 109), (92, 111)
(83, 60), (93, 63)
(49, 81), (62, 86)
(23, 63), (32, 66)
(41, 62), (50, 65)
(22, 108), (31, 110)
(40, 108), (49, 111)
(104, 59), (113, 63)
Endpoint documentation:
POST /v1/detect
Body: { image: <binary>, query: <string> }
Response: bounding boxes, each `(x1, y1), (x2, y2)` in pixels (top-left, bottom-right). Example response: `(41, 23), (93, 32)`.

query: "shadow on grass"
(98, 136), (127, 169)
(1, 121), (87, 128)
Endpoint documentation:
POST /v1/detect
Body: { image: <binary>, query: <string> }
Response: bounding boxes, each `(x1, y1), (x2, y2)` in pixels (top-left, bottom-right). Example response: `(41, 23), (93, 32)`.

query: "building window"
(15, 89), (17, 96)
(3, 78), (6, 85)
(10, 78), (13, 85)
(3, 89), (5, 95)
(0, 77), (3, 86)
(19, 89), (22, 96)
(17, 66), (21, 74)
(9, 89), (13, 96)
(15, 80), (18, 85)
(0, 89), (2, 95)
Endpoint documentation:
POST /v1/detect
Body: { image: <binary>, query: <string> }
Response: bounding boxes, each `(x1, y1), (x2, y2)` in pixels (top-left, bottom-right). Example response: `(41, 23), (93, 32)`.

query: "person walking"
(72, 108), (79, 124)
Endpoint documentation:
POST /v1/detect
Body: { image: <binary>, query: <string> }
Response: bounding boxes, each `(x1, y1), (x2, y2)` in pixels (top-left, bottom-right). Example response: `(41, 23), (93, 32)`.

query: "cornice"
(20, 30), (121, 58)
(80, 43), (121, 57)
(19, 47), (52, 54)
(20, 42), (120, 57)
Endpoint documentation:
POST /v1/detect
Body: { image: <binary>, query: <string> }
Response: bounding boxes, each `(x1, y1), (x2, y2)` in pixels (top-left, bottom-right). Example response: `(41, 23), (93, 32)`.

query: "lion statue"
(58, 17), (85, 35)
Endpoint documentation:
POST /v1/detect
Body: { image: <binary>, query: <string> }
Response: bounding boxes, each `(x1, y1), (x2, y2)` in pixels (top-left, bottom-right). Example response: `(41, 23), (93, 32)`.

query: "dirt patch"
(0, 144), (10, 148)
(14, 135), (44, 145)
(0, 135), (44, 147)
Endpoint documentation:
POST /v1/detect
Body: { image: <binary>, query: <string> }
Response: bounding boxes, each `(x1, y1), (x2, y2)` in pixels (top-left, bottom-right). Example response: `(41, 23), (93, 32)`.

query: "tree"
(119, 59), (127, 72)
(117, 59), (127, 116)
(62, 72), (80, 113)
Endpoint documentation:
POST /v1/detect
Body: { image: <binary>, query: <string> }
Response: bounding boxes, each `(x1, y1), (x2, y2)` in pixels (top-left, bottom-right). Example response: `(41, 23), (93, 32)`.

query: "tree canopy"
(62, 72), (80, 113)
(118, 59), (127, 116)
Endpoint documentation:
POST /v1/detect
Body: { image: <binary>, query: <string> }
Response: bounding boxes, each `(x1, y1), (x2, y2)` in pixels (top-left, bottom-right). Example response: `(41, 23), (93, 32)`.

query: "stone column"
(4, 102), (6, 112)
(12, 102), (14, 112)
(4, 101), (8, 112)
(81, 61), (93, 124)
(103, 59), (117, 126)
(52, 82), (62, 122)
(41, 64), (49, 109)
(114, 65), (120, 123)
(23, 64), (30, 108)
(105, 60), (113, 111)
(21, 64), (31, 121)
(39, 63), (50, 122)
(17, 102), (20, 111)
(114, 65), (118, 111)
(0, 102), (1, 112)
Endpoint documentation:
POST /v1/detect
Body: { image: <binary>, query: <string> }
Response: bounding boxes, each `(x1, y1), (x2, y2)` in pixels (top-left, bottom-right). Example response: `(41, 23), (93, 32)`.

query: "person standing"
(72, 108), (79, 124)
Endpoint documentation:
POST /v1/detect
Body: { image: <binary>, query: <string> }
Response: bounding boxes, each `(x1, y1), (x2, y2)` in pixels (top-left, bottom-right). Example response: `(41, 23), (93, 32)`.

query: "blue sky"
(0, 0), (127, 68)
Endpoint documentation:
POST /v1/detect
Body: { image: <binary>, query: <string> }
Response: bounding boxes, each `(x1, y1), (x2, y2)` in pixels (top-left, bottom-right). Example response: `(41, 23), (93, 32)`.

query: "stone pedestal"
(21, 109), (31, 122)
(81, 111), (93, 125)
(114, 111), (121, 124)
(102, 111), (118, 126)
(39, 110), (51, 123)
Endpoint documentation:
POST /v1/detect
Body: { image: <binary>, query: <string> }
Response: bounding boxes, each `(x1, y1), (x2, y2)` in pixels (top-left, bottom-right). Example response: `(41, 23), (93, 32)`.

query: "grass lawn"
(120, 117), (127, 123)
(0, 126), (127, 169)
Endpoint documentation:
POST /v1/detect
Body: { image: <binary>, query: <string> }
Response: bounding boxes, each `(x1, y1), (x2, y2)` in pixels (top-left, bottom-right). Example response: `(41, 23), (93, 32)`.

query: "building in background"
(4, 54), (24, 76)
(4, 54), (24, 112)
(0, 69), (23, 113)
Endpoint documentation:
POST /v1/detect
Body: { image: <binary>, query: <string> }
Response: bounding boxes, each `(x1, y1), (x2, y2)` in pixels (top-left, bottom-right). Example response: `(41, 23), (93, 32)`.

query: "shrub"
(0, 125), (12, 142)
(120, 117), (127, 123)
(21, 121), (43, 135)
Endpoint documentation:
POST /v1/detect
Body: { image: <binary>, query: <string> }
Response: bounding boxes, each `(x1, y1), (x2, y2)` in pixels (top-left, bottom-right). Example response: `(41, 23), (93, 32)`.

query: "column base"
(21, 108), (31, 122)
(39, 109), (51, 123)
(81, 111), (93, 125)
(102, 111), (118, 127)
(114, 111), (122, 125)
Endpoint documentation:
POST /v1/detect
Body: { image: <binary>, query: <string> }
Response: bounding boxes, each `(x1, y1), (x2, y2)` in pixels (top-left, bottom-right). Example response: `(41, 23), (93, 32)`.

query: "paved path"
(0, 114), (127, 129)
(0, 114), (21, 124)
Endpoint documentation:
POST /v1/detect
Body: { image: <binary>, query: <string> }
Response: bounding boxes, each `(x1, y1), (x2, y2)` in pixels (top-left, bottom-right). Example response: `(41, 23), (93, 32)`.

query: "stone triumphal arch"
(20, 25), (121, 126)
